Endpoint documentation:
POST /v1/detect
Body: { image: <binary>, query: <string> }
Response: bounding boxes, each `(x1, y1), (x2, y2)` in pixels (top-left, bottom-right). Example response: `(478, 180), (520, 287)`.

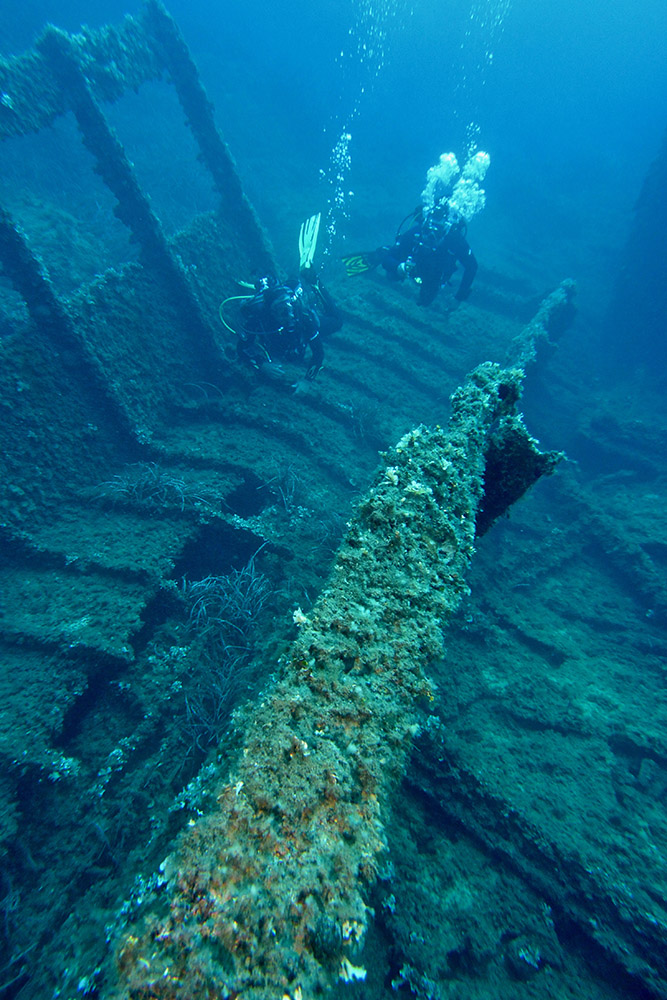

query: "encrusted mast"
(105, 303), (565, 998)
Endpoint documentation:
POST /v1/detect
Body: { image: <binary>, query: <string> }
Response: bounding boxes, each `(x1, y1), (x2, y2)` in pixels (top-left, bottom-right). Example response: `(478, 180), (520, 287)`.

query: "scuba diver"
(342, 197), (477, 307)
(342, 150), (489, 308)
(220, 213), (342, 384)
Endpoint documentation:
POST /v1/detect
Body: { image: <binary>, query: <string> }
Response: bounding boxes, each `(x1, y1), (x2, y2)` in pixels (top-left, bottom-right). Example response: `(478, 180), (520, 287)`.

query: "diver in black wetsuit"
(343, 198), (478, 308)
(237, 267), (342, 382)
(381, 199), (478, 307)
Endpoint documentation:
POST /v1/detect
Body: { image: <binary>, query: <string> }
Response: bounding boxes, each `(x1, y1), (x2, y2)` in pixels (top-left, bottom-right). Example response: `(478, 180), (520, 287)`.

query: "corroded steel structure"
(0, 0), (275, 525)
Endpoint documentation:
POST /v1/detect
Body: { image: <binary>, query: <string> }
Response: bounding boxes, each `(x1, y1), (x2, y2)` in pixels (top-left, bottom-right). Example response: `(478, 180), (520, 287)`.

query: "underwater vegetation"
(95, 463), (218, 512)
(179, 558), (272, 752)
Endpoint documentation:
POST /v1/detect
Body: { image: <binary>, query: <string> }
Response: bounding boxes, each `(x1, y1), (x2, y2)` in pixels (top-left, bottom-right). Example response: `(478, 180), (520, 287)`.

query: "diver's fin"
(299, 212), (321, 270)
(340, 250), (381, 277)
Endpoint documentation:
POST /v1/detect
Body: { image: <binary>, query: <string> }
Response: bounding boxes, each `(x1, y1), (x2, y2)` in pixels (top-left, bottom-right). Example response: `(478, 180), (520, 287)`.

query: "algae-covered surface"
(103, 363), (536, 999)
(0, 3), (666, 1000)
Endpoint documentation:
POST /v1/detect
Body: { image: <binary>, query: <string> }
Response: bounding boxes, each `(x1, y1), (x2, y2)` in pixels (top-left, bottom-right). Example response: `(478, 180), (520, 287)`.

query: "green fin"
(341, 251), (379, 276)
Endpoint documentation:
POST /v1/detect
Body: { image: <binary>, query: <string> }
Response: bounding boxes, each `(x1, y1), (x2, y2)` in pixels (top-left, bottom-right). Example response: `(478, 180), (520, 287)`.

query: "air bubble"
(320, 0), (411, 256)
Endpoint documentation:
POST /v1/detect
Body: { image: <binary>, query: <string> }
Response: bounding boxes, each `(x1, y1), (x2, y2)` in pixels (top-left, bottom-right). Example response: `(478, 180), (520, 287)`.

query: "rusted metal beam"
(0, 14), (163, 141)
(0, 201), (138, 439)
(38, 24), (223, 370)
(144, 0), (275, 270)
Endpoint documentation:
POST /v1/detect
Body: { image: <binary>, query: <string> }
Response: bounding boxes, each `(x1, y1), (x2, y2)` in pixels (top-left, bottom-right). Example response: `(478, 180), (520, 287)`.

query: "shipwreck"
(1, 5), (666, 1000)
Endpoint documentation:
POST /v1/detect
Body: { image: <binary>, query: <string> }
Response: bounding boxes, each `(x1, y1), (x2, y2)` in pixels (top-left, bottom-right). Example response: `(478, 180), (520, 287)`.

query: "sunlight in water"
(458, 0), (512, 155)
(320, 0), (412, 255)
(320, 0), (510, 252)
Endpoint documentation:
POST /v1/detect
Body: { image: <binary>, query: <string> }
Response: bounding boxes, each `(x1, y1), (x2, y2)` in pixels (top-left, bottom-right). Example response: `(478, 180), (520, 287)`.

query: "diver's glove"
(305, 362), (323, 381)
(397, 257), (415, 280)
(259, 361), (286, 383)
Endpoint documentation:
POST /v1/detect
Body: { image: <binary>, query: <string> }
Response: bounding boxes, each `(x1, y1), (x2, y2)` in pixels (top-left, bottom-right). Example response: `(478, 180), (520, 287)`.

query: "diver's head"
(423, 198), (450, 230)
(427, 199), (466, 234)
(446, 205), (465, 231)
(432, 197), (449, 219)
(256, 273), (281, 294)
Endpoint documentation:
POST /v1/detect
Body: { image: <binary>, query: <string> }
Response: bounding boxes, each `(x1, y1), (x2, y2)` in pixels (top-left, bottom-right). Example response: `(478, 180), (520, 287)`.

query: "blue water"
(2, 0), (666, 284)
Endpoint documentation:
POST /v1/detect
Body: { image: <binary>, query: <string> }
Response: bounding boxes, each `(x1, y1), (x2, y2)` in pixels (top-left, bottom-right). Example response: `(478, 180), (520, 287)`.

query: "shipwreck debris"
(105, 354), (562, 999)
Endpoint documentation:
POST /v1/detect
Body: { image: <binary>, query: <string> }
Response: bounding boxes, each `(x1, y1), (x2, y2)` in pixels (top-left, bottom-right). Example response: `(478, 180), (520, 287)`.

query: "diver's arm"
(239, 339), (286, 382)
(384, 228), (419, 279)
